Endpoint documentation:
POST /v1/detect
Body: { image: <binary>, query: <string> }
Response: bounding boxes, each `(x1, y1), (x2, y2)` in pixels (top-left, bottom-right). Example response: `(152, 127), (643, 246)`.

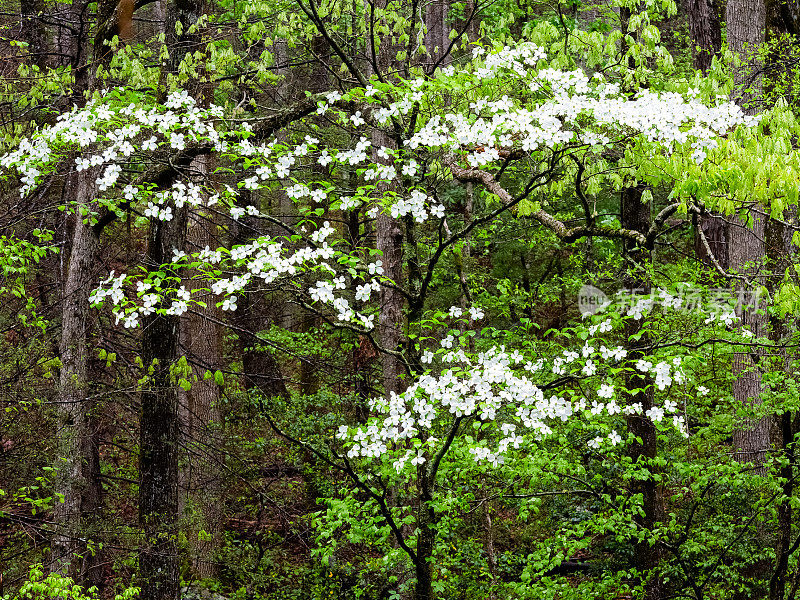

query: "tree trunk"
(370, 3), (406, 397)
(50, 0), (126, 580)
(725, 0), (770, 473)
(178, 158), (222, 581)
(139, 2), (203, 596)
(684, 0), (722, 73)
(424, 0), (449, 72)
(52, 171), (104, 584)
(728, 213), (769, 469)
(375, 166), (405, 397)
(726, 0), (766, 110)
(621, 185), (665, 600)
(695, 212), (728, 270)
(20, 0), (48, 70)
(140, 210), (188, 600)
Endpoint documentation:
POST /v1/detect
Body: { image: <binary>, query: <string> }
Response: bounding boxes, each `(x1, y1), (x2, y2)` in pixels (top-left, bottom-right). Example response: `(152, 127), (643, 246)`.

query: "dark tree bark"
(53, 171), (104, 584)
(621, 185), (665, 600)
(164, 0), (205, 75)
(139, 208), (189, 600)
(140, 2), (203, 599)
(683, 0), (722, 73)
(19, 0), (48, 70)
(51, 0), (129, 582)
(767, 0), (800, 36)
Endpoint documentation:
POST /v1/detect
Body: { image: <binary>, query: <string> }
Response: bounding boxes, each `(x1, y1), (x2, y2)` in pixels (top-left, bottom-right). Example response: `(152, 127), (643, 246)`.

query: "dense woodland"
(3, 0), (800, 599)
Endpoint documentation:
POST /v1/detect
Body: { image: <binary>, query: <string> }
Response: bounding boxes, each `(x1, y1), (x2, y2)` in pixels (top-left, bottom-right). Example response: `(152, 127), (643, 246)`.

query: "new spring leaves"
(0, 41), (758, 463)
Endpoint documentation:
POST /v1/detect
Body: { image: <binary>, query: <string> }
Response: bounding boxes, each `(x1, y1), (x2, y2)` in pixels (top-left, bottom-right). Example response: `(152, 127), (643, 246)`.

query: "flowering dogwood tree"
(1, 25), (781, 598)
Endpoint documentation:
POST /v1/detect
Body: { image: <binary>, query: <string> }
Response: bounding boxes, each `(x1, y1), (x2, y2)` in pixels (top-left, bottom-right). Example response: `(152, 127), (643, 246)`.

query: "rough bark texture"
(53, 170), (104, 584)
(424, 0), (449, 71)
(371, 5), (406, 398)
(140, 3), (203, 598)
(727, 211), (769, 600)
(726, 0), (766, 110)
(415, 495), (435, 600)
(725, 0), (770, 478)
(683, 0), (722, 72)
(728, 215), (769, 469)
(178, 158), (223, 580)
(695, 213), (729, 270)
(350, 206), (375, 422)
(140, 208), (189, 600)
(621, 185), (665, 600)
(375, 160), (405, 397)
(50, 0), (126, 580)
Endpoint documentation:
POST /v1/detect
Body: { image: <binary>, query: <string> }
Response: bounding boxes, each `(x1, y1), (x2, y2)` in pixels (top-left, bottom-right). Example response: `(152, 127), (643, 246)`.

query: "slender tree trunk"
(53, 171), (103, 583)
(140, 208), (188, 600)
(178, 158), (223, 581)
(621, 185), (665, 600)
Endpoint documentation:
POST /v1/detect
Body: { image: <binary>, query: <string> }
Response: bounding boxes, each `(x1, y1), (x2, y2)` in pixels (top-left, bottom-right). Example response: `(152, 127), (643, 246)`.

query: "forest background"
(1, 0), (800, 599)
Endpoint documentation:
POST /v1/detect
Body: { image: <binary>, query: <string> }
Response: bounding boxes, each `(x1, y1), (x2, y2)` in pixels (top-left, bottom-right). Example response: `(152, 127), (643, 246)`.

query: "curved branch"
(446, 156), (648, 246)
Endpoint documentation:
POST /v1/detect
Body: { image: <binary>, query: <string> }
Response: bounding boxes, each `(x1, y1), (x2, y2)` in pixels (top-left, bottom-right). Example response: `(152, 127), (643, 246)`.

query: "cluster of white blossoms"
(339, 322), (691, 471)
(2, 39), (758, 238)
(1, 90), (228, 199)
(0, 41), (760, 389)
(403, 47), (757, 165)
(88, 218), (384, 330)
(389, 189), (444, 222)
